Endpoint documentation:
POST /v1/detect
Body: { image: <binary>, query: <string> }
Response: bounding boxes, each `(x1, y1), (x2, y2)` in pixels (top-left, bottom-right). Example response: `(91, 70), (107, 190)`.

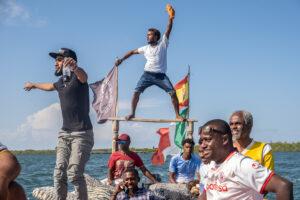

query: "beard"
(54, 68), (62, 76)
(148, 40), (158, 45)
(232, 132), (242, 142)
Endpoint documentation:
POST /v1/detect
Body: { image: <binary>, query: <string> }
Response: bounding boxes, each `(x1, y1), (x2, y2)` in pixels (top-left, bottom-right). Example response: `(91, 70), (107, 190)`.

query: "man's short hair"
(200, 119), (233, 144)
(232, 110), (253, 130)
(148, 28), (161, 41)
(123, 168), (139, 179)
(181, 138), (195, 147)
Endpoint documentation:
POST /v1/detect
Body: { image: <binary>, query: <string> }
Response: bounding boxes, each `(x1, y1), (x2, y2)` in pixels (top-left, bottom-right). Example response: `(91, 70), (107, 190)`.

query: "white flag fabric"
(90, 66), (117, 123)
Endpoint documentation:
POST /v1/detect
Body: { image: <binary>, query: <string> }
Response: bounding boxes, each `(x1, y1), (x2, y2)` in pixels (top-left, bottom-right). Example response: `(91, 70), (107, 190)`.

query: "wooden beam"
(108, 117), (197, 123)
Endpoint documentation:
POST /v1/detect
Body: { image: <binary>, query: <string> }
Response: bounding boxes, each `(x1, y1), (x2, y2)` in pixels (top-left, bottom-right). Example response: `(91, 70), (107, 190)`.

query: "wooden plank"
(108, 117), (197, 123)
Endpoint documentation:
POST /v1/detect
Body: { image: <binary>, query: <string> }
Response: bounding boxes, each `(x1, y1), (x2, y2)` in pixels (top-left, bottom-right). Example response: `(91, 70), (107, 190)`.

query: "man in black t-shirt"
(24, 48), (94, 200)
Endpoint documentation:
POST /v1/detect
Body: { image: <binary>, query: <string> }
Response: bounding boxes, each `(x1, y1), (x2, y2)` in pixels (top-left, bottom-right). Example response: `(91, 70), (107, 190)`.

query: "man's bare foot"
(125, 114), (135, 120)
(176, 115), (185, 121)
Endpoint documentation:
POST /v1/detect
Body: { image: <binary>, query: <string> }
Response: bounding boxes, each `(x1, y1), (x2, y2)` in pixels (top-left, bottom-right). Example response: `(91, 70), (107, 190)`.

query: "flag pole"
(115, 65), (119, 117)
(112, 60), (119, 153)
(186, 65), (194, 139)
(187, 65), (190, 119)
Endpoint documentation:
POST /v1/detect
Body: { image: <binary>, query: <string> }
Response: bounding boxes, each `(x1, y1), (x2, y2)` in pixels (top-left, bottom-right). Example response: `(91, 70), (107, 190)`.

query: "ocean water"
(16, 152), (299, 200)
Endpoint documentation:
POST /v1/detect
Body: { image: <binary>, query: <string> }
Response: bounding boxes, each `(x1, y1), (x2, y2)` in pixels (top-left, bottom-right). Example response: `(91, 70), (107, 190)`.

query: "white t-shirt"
(199, 161), (215, 192)
(203, 151), (274, 200)
(0, 142), (7, 151)
(138, 34), (168, 73)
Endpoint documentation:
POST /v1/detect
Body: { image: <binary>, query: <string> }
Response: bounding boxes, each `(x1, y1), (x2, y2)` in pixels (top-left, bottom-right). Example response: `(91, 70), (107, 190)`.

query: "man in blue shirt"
(169, 138), (201, 184)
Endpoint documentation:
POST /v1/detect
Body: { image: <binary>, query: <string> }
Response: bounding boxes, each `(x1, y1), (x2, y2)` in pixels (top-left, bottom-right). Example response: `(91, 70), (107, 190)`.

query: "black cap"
(49, 48), (77, 62)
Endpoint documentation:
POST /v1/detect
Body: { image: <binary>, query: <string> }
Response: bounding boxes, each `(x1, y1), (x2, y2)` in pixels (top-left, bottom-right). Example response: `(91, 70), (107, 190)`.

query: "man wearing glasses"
(198, 119), (293, 200)
(106, 133), (158, 185)
(24, 48), (94, 200)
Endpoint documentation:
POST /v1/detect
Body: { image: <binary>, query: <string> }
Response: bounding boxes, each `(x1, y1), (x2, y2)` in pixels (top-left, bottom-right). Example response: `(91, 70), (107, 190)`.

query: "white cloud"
(0, 103), (62, 150)
(0, 0), (46, 27)
(0, 99), (173, 150)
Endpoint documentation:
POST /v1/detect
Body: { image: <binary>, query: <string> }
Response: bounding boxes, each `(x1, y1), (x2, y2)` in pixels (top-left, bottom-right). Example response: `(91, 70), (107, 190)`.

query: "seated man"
(111, 168), (161, 200)
(198, 119), (293, 200)
(169, 138), (201, 184)
(0, 142), (27, 200)
(106, 133), (157, 185)
(229, 110), (274, 170)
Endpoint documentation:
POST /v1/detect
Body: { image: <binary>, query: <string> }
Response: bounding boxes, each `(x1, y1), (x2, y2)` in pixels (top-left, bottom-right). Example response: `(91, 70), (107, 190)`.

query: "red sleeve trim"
(224, 151), (236, 161)
(260, 171), (275, 194)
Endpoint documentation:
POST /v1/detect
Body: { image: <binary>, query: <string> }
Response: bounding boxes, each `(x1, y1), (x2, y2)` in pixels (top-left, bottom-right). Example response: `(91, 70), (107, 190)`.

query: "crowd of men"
(107, 113), (294, 200)
(0, 3), (294, 200)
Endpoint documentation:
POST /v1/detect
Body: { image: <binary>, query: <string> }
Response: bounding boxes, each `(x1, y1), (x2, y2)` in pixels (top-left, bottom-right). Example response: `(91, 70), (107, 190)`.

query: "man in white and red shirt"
(198, 119), (293, 200)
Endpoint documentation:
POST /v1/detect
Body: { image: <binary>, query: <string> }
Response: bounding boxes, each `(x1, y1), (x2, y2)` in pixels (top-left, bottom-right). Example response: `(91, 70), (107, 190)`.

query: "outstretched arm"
(24, 82), (55, 91)
(165, 4), (175, 39)
(115, 49), (139, 66)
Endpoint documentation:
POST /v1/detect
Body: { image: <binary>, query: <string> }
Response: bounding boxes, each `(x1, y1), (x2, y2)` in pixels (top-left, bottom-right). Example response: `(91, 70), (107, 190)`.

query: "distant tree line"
(10, 142), (300, 155)
(269, 142), (300, 152)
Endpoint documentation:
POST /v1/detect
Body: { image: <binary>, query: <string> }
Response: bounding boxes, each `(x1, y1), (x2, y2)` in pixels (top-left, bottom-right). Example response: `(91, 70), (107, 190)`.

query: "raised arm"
(115, 49), (139, 66)
(264, 174), (293, 199)
(64, 57), (88, 83)
(24, 82), (55, 91)
(73, 67), (88, 83)
(165, 4), (175, 39)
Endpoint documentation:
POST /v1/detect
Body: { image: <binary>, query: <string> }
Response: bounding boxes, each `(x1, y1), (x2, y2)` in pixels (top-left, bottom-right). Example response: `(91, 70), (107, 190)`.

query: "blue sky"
(0, 0), (299, 150)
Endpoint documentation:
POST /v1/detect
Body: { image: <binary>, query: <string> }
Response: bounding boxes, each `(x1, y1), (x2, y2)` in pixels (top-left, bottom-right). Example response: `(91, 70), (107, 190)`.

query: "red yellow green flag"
(174, 75), (189, 109)
(174, 75), (189, 148)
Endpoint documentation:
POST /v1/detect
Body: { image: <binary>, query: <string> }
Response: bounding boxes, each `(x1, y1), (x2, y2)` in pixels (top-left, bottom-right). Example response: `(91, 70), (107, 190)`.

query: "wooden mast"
(112, 65), (119, 153)
(186, 66), (194, 139)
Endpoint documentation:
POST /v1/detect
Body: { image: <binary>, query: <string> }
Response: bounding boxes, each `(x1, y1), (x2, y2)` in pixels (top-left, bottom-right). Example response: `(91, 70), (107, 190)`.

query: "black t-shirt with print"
(54, 73), (92, 131)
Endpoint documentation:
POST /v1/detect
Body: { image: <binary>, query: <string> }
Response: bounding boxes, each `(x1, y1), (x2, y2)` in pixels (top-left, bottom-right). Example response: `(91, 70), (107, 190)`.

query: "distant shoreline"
(11, 142), (300, 155)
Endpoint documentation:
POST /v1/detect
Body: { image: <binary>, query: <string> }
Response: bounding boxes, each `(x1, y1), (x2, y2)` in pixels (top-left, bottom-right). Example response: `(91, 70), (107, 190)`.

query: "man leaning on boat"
(104, 133), (158, 185)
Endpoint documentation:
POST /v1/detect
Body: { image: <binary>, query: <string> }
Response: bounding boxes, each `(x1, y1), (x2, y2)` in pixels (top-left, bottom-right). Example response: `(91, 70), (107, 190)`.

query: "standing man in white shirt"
(198, 119), (293, 200)
(115, 4), (183, 120)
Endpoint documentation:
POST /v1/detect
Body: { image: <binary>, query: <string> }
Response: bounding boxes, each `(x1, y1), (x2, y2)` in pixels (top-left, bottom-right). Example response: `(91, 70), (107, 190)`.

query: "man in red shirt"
(106, 133), (158, 185)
